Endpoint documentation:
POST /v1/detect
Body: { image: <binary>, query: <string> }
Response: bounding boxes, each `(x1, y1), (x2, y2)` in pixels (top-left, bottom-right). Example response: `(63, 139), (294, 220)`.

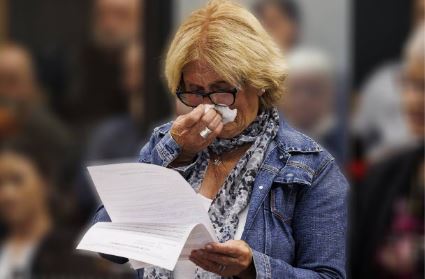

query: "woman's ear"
(258, 88), (266, 96)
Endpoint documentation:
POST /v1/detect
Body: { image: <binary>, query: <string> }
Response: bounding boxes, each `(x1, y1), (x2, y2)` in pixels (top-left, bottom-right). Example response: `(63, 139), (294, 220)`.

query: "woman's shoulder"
(275, 119), (335, 163)
(268, 119), (344, 188)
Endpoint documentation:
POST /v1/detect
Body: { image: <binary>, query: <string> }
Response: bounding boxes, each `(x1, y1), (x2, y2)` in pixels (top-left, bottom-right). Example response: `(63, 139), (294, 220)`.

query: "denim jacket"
(93, 118), (349, 279)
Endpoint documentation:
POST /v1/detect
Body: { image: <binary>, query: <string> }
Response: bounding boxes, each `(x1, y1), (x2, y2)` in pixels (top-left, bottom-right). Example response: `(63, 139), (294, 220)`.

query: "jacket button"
(259, 185), (264, 190)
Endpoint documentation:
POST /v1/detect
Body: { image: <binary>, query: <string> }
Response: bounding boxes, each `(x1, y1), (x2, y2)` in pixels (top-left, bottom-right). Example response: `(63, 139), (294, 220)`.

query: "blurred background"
(0, 0), (422, 278)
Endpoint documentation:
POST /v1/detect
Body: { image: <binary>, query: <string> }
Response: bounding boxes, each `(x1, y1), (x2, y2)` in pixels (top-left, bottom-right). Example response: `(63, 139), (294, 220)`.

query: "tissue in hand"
(204, 104), (237, 124)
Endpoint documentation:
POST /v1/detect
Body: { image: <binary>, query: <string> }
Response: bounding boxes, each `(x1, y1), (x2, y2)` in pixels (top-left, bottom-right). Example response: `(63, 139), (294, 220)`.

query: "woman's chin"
(218, 123), (243, 139)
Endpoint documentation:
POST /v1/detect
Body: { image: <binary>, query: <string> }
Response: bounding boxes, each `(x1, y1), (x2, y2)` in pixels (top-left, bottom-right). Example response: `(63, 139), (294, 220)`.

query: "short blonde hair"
(165, 0), (287, 108)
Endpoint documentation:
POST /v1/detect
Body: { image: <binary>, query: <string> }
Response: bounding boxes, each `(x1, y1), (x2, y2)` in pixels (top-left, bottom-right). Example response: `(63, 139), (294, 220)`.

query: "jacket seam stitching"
(312, 157), (334, 181)
(285, 161), (315, 176)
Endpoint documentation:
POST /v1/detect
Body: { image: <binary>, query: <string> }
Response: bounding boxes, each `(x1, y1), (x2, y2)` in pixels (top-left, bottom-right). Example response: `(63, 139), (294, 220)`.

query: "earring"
(259, 88), (266, 96)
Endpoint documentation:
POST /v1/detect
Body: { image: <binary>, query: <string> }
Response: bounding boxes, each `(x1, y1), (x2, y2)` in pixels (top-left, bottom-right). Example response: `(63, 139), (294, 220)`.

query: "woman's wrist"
(236, 248), (256, 279)
(236, 261), (256, 279)
(174, 152), (197, 165)
(169, 128), (197, 166)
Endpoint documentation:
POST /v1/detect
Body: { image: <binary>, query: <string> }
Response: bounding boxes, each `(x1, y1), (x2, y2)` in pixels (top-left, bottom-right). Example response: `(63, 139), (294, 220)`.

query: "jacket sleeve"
(138, 124), (198, 177)
(251, 159), (349, 279)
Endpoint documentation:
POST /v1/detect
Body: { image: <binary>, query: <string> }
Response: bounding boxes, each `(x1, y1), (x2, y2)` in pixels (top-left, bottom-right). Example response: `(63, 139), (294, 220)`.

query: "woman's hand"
(189, 240), (256, 279)
(171, 104), (223, 163)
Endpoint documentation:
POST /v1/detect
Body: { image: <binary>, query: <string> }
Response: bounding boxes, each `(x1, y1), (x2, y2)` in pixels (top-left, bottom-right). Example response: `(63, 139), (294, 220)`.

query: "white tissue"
(203, 104), (237, 124)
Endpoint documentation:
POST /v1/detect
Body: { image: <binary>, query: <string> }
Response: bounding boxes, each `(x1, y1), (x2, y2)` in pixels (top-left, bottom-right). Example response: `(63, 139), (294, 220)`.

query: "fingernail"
(206, 244), (212, 250)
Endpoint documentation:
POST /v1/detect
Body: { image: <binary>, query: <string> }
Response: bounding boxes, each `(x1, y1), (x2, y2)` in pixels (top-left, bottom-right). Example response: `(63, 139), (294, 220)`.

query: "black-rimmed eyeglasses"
(176, 88), (239, 107)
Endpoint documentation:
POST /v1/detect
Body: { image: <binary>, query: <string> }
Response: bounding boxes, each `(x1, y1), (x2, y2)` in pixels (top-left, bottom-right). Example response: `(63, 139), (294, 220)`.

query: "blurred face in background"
(401, 58), (424, 138)
(123, 43), (143, 94)
(0, 152), (49, 228)
(282, 72), (334, 132)
(257, 2), (299, 51)
(0, 46), (38, 103)
(0, 103), (19, 140)
(413, 0), (425, 26)
(93, 0), (141, 50)
(122, 43), (144, 121)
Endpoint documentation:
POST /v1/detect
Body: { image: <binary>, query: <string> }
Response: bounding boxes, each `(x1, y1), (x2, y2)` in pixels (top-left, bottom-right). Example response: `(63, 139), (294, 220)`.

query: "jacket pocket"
(270, 163), (313, 223)
(270, 183), (296, 223)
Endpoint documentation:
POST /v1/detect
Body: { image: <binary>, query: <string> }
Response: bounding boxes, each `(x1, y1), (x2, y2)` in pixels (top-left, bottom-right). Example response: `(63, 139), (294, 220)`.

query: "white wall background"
(174, 0), (351, 74)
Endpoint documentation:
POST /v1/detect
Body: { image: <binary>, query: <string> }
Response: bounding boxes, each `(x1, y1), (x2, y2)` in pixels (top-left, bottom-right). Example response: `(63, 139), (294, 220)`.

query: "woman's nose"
(202, 96), (213, 105)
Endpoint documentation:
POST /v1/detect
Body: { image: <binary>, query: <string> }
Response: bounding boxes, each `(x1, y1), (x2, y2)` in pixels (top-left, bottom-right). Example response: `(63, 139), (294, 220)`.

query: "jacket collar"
(275, 116), (323, 154)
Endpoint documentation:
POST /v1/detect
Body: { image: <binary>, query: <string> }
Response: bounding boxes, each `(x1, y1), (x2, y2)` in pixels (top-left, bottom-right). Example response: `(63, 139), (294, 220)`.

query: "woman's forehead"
(182, 61), (237, 88)
(182, 61), (223, 84)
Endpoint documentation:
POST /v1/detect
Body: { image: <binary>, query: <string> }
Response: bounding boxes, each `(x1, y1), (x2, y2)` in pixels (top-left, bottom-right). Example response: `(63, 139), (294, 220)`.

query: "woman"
(94, 1), (348, 278)
(0, 136), (121, 278)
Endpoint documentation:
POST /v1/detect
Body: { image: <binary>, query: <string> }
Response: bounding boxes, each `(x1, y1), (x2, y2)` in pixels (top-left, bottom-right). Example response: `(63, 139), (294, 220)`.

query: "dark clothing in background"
(32, 229), (111, 278)
(86, 115), (146, 162)
(76, 115), (147, 217)
(318, 123), (346, 166)
(0, 228), (133, 278)
(350, 143), (424, 279)
(66, 44), (127, 134)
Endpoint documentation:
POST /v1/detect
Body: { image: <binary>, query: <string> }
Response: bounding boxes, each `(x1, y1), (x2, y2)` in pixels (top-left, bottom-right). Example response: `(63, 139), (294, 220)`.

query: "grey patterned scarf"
(144, 108), (280, 279)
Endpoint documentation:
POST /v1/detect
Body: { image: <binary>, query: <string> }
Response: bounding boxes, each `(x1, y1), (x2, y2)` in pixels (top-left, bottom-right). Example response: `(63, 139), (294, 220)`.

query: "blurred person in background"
(280, 47), (345, 164)
(0, 43), (87, 226)
(352, 0), (424, 163)
(92, 0), (142, 51)
(66, 0), (142, 134)
(0, 42), (68, 130)
(86, 42), (146, 162)
(254, 0), (301, 52)
(77, 42), (147, 216)
(350, 24), (424, 279)
(0, 135), (116, 278)
(0, 44), (43, 106)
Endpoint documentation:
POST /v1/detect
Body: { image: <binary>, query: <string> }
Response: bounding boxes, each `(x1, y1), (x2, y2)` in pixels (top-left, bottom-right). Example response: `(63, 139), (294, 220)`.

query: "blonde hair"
(165, 0), (287, 108)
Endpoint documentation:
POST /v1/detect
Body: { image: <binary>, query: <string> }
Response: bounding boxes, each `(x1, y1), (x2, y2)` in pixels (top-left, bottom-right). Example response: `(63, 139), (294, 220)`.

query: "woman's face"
(0, 152), (48, 227)
(182, 61), (262, 139)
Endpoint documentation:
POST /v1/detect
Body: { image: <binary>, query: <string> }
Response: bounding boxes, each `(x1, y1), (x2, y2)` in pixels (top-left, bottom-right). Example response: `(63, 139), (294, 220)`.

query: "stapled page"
(78, 163), (218, 270)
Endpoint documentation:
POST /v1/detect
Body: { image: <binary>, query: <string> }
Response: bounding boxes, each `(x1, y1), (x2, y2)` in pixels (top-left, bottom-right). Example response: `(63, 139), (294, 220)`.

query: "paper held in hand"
(76, 163), (217, 271)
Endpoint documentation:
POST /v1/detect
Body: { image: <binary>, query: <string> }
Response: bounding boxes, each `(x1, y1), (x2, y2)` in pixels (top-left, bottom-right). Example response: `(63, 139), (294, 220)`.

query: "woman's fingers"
(205, 241), (241, 257)
(207, 113), (223, 131)
(201, 107), (221, 126)
(195, 250), (239, 265)
(176, 104), (205, 128)
(171, 105), (225, 155)
(190, 241), (254, 277)
(189, 251), (222, 274)
(214, 122), (224, 135)
(192, 108), (222, 139)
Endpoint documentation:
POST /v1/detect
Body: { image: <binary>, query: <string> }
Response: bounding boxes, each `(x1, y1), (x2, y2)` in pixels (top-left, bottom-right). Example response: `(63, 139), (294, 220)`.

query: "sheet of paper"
(129, 222), (214, 270)
(87, 163), (216, 239)
(77, 222), (215, 271)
